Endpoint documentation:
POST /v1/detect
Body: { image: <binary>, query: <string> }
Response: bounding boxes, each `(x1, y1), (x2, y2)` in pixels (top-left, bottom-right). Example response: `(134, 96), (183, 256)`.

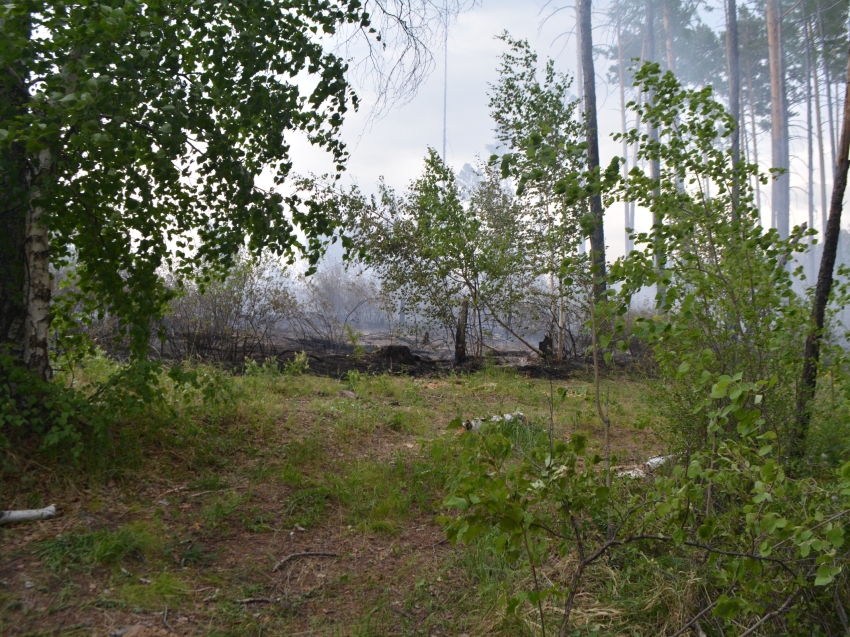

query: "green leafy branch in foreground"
(443, 376), (850, 636)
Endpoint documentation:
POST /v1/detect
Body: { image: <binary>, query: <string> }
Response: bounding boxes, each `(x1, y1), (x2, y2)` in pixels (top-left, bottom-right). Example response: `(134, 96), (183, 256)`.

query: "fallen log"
(0, 504), (58, 525)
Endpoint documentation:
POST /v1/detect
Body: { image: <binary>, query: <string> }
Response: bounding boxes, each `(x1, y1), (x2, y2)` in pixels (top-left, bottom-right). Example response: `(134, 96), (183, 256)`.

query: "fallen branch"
(272, 551), (338, 572)
(155, 486), (187, 499)
(0, 504), (58, 525)
(236, 597), (280, 604)
(189, 487), (244, 498)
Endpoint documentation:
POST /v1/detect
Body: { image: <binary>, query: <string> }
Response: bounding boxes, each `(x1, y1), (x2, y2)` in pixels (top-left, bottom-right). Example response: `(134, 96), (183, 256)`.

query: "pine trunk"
(804, 3), (815, 270)
(817, 0), (837, 173)
(616, 0), (632, 255)
(646, 0), (665, 308)
(726, 0), (740, 213)
(578, 0), (606, 302)
(746, 62), (763, 218)
(766, 0), (790, 238)
(663, 0), (675, 73)
(811, 18), (830, 236)
(794, 44), (850, 462)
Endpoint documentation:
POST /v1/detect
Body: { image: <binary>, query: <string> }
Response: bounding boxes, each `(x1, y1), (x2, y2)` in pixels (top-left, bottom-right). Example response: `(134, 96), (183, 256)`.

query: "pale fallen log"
(0, 504), (58, 525)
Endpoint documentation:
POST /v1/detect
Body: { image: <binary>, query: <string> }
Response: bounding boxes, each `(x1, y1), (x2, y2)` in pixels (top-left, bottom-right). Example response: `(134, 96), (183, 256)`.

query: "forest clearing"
(4, 0), (850, 635)
(1, 359), (663, 636)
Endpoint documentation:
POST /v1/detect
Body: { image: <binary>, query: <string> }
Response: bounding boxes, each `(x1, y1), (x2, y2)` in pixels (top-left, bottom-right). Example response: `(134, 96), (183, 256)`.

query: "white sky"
(279, 0), (833, 266)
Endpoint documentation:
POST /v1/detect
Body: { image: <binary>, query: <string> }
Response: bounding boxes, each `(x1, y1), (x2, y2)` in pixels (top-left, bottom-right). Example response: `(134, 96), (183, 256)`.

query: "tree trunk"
(804, 3), (815, 273)
(578, 0), (606, 302)
(768, 0), (790, 235)
(726, 0), (741, 214)
(646, 0), (665, 308)
(746, 61), (763, 219)
(24, 149), (52, 381)
(817, 0), (837, 174)
(663, 0), (675, 74)
(793, 44), (850, 462)
(811, 18), (830, 237)
(616, 0), (632, 255)
(766, 0), (789, 238)
(454, 297), (468, 365)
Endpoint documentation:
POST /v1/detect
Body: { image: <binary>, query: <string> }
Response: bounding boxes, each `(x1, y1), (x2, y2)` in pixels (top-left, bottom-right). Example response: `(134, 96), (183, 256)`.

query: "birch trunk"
(23, 149), (52, 381)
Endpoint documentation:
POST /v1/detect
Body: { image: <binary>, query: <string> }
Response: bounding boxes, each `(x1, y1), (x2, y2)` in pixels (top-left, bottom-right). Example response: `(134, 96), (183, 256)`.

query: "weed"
(284, 351), (309, 376)
(241, 506), (273, 533)
(243, 357), (281, 378)
(387, 411), (410, 433)
(201, 494), (242, 531)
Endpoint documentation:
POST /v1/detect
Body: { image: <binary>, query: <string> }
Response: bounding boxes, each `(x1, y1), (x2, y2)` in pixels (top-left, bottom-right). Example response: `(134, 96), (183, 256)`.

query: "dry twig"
(272, 551), (338, 572)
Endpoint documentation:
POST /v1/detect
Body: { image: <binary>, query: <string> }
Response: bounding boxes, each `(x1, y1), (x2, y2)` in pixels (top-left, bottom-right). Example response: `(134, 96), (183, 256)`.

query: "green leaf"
(444, 495), (468, 511)
(815, 564), (841, 586)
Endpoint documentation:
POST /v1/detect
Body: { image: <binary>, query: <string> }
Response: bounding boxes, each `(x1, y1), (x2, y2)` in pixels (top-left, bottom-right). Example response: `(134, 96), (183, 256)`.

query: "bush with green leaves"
(443, 377), (850, 636)
(440, 62), (850, 636)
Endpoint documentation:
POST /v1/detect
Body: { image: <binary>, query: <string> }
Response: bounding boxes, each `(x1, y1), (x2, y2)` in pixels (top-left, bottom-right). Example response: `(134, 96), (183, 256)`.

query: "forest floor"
(0, 360), (662, 637)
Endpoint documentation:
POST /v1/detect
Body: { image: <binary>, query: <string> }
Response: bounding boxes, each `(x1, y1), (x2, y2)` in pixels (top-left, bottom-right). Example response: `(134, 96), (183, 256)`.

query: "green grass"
(118, 572), (192, 610)
(281, 486), (331, 529)
(36, 523), (162, 571)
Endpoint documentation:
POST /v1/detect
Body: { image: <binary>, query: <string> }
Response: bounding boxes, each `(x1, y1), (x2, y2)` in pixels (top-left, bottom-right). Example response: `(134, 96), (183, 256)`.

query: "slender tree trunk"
(794, 44), (850, 462)
(646, 0), (665, 308)
(576, 3), (583, 104)
(22, 149), (52, 381)
(616, 0), (632, 255)
(811, 19), (830, 236)
(579, 0), (606, 302)
(804, 4), (815, 274)
(663, 0), (675, 73)
(817, 0), (837, 174)
(455, 297), (469, 365)
(746, 62), (763, 221)
(726, 0), (741, 214)
(766, 0), (790, 238)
